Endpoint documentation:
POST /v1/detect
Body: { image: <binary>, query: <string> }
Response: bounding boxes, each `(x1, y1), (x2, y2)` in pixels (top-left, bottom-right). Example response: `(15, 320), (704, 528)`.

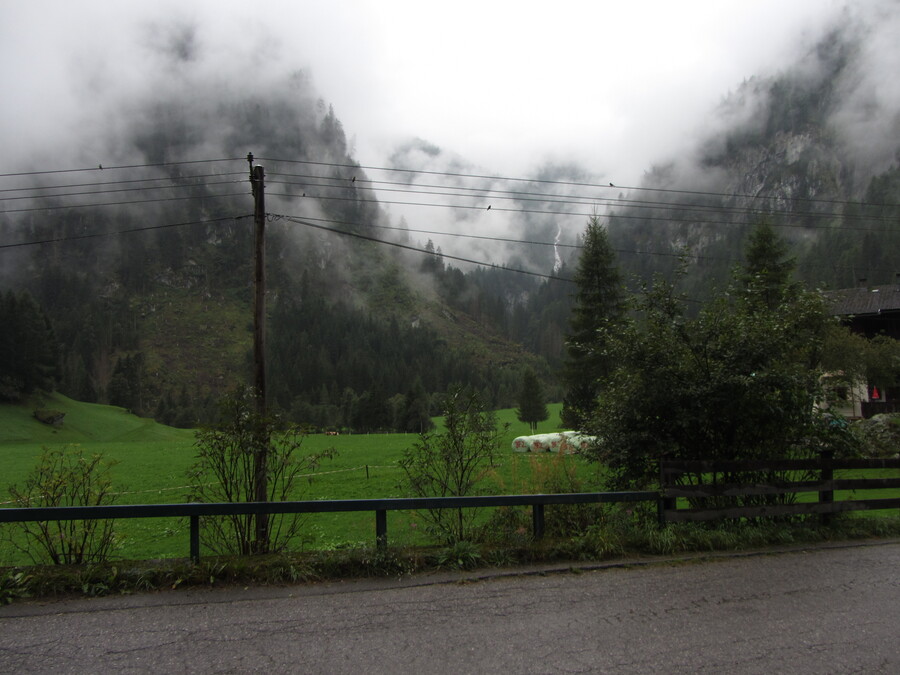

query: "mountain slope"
(607, 20), (900, 298)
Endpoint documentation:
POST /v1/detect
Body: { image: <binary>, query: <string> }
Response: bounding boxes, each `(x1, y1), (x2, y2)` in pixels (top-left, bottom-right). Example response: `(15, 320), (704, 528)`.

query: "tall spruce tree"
(399, 377), (434, 434)
(0, 290), (58, 401)
(516, 368), (548, 433)
(739, 219), (796, 310)
(561, 216), (626, 429)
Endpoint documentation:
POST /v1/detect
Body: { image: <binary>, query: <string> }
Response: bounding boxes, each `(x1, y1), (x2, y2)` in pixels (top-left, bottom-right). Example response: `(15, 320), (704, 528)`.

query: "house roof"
(829, 284), (900, 317)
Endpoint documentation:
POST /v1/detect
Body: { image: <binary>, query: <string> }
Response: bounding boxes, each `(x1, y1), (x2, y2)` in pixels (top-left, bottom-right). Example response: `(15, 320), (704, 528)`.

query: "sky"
(2, 0), (897, 271)
(0, 0), (856, 184)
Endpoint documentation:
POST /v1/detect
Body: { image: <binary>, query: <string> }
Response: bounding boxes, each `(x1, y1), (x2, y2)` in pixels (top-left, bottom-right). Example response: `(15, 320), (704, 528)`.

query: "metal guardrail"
(0, 491), (659, 563)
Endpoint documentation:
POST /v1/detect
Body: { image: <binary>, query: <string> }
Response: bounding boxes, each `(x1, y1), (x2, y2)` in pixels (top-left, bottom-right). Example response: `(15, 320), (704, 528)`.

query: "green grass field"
(2, 394), (897, 566)
(1, 394), (605, 563)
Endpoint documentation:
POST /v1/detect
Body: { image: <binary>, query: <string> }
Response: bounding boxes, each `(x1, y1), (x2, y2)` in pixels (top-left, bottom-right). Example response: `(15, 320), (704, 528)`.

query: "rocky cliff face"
(608, 22), (900, 296)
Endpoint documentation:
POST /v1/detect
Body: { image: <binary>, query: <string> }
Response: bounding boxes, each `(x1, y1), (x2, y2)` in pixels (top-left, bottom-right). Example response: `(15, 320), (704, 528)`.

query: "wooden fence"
(0, 491), (658, 564)
(3, 458), (898, 565)
(659, 456), (900, 524)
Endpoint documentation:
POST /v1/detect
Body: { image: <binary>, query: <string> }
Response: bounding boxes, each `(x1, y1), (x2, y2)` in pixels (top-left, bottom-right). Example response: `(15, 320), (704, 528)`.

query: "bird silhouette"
(487, 205), (491, 210)
(351, 176), (356, 182)
(98, 164), (103, 170)
(609, 182), (614, 187)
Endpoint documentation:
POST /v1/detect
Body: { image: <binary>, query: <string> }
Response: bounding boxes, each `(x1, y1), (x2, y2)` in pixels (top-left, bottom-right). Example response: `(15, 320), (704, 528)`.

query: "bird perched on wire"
(486, 205), (491, 210)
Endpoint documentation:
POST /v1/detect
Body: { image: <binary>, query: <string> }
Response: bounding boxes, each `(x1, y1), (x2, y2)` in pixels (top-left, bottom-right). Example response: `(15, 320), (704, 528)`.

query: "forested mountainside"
(0, 58), (559, 428)
(5, 12), (900, 429)
(607, 27), (900, 300)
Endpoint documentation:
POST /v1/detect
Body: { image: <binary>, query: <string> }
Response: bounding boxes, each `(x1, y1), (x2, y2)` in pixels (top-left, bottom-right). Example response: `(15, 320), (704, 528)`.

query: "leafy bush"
(188, 388), (336, 555)
(436, 540), (483, 570)
(399, 386), (506, 544)
(486, 453), (605, 543)
(5, 446), (118, 565)
(852, 414), (900, 458)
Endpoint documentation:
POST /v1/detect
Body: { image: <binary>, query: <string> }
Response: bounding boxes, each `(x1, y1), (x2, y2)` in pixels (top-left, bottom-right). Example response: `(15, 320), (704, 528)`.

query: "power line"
(0, 158), (245, 179)
(0, 215), (252, 250)
(4, 157), (898, 234)
(0, 191), (249, 215)
(257, 156), (900, 211)
(6, 156), (900, 214)
(277, 212), (712, 305)
(267, 171), (898, 225)
(0, 179), (245, 203)
(0, 172), (247, 195)
(273, 213), (574, 284)
(267, 189), (897, 234)
(289, 214), (898, 276)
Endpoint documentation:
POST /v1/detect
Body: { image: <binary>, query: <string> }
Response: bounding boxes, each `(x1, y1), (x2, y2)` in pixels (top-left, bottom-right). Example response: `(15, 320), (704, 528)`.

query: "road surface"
(1, 540), (898, 673)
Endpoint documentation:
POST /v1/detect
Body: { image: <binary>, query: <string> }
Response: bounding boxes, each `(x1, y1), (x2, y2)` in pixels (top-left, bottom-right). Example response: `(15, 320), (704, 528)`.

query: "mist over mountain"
(0, 18), (554, 426)
(3, 3), (900, 427)
(605, 5), (900, 297)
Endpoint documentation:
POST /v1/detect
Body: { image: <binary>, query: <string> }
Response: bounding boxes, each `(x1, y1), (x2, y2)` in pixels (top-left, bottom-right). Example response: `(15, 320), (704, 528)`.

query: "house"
(828, 282), (900, 418)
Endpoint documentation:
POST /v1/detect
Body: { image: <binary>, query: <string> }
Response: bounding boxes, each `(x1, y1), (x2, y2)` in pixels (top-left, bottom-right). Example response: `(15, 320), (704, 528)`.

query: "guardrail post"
(190, 514), (200, 563)
(532, 503), (545, 540)
(376, 509), (387, 551)
(658, 461), (671, 527)
(819, 449), (834, 525)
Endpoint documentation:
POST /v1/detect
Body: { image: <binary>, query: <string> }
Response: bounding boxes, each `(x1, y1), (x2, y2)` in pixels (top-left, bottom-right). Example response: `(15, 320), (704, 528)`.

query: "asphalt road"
(1, 540), (899, 674)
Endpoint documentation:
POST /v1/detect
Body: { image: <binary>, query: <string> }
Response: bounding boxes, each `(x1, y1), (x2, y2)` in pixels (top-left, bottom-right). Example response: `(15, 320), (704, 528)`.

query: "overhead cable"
(0, 215), (252, 250)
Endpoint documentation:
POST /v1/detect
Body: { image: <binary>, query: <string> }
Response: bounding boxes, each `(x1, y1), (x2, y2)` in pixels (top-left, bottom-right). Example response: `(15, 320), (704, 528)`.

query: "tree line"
(560, 216), (900, 492)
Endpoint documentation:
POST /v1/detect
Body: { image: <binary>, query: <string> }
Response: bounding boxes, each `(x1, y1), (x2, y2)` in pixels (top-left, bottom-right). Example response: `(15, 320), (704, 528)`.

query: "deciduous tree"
(586, 223), (845, 492)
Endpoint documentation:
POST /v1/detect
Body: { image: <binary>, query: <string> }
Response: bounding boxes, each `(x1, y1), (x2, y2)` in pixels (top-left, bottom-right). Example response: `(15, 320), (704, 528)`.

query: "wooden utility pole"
(248, 152), (269, 551)
(248, 153), (267, 415)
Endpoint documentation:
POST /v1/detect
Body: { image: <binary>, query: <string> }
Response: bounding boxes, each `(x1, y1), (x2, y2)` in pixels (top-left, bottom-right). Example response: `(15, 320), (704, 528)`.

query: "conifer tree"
(400, 377), (434, 433)
(739, 219), (796, 310)
(561, 216), (626, 428)
(516, 368), (548, 433)
(0, 290), (58, 401)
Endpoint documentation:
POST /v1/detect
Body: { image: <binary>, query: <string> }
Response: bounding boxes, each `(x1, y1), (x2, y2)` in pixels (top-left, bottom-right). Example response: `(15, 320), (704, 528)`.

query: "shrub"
(852, 414), (900, 458)
(399, 386), (506, 544)
(5, 446), (118, 565)
(188, 388), (336, 555)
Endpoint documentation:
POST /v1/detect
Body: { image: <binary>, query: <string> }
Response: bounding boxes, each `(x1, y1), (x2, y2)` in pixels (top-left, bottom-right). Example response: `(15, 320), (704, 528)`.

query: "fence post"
(376, 509), (387, 551)
(190, 514), (200, 563)
(819, 449), (834, 525)
(658, 461), (675, 527)
(532, 503), (545, 540)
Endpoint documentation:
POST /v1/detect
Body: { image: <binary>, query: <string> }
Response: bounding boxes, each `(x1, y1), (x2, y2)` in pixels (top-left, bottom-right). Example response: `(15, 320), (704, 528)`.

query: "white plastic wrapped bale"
(511, 431), (594, 454)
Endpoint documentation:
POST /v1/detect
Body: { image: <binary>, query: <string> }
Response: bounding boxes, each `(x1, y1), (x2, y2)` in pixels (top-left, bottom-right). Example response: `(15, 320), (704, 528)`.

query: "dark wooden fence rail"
(660, 457), (900, 524)
(0, 491), (659, 563)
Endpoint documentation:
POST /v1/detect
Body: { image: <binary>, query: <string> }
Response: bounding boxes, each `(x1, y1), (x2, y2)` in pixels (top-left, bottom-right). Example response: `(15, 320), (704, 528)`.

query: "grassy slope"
(0, 392), (192, 445)
(1, 396), (583, 562)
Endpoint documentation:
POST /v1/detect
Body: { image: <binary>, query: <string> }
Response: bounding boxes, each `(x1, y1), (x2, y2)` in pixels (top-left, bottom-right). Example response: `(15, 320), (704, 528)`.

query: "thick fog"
(2, 0), (897, 272)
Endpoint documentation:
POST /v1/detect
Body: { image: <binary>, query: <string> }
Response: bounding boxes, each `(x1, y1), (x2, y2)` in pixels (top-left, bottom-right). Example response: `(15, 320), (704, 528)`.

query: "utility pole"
(248, 152), (269, 552)
(248, 153), (267, 416)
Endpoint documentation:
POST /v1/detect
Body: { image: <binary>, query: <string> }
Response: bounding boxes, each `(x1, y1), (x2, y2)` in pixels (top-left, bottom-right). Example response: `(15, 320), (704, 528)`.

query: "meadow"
(1, 393), (604, 563)
(2, 394), (897, 567)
